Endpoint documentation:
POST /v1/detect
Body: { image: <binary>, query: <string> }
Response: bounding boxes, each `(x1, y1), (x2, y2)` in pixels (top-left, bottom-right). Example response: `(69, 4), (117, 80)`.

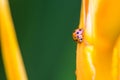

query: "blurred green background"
(0, 0), (81, 80)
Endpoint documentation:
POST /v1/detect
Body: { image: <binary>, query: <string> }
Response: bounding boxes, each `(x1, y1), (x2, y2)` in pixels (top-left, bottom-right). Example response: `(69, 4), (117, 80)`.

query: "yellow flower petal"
(76, 0), (120, 80)
(0, 0), (28, 80)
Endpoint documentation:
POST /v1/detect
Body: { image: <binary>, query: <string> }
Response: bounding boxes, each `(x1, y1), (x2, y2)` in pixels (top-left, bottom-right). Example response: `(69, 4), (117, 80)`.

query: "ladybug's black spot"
(79, 29), (82, 31)
(76, 32), (79, 34)
(77, 36), (79, 38)
(75, 39), (77, 41)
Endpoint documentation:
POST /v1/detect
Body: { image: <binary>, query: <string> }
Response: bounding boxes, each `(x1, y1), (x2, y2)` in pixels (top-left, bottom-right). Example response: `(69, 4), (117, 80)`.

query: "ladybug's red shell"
(72, 28), (83, 43)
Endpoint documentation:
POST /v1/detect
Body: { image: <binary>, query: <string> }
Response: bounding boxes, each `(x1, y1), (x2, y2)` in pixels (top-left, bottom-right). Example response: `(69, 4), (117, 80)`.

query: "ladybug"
(72, 28), (84, 43)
